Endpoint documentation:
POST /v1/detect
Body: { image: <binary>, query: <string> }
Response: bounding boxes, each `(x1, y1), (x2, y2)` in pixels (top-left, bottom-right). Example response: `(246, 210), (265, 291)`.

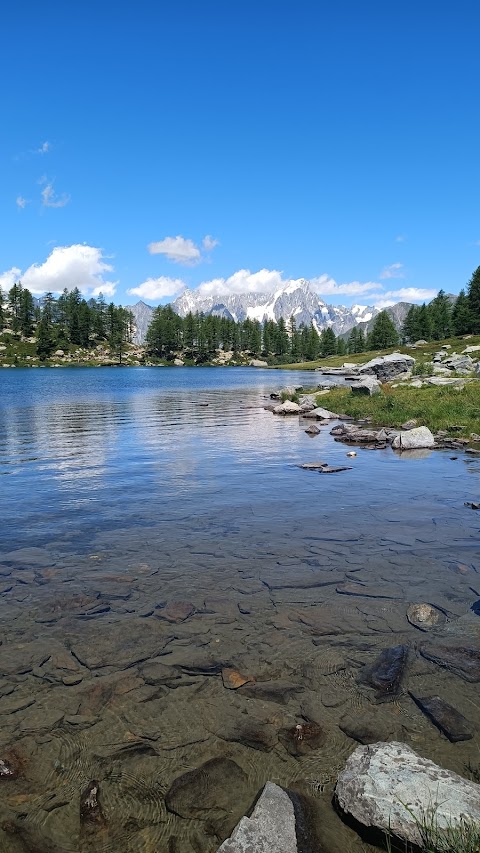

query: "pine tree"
(275, 317), (290, 356)
(356, 329), (366, 353)
(0, 287), (4, 328)
(402, 305), (421, 342)
(8, 282), (23, 337)
(336, 337), (346, 356)
(466, 266), (480, 333)
(367, 311), (399, 350)
(347, 327), (358, 354)
(429, 290), (451, 340)
(452, 289), (472, 335)
(19, 288), (35, 337)
(320, 327), (336, 356)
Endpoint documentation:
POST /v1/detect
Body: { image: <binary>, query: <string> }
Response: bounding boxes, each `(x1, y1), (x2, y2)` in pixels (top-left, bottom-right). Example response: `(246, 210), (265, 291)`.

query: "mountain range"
(126, 278), (411, 344)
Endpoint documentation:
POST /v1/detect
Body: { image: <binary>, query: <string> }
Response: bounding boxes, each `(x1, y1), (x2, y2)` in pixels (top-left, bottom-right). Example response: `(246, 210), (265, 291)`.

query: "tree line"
(0, 283), (134, 361)
(402, 268), (480, 341)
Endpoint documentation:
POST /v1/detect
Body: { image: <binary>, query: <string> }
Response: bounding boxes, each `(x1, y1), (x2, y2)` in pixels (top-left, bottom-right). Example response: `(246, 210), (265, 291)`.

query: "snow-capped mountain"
(127, 279), (383, 344)
(172, 279), (380, 336)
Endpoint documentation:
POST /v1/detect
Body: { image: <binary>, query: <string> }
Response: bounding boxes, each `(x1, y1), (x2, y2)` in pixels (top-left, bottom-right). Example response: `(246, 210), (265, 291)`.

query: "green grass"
(385, 811), (480, 853)
(275, 334), (480, 371)
(317, 383), (480, 437)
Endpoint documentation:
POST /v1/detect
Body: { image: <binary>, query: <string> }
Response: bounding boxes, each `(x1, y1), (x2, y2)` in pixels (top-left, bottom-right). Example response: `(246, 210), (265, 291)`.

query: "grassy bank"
(276, 334), (480, 371)
(318, 382), (480, 437)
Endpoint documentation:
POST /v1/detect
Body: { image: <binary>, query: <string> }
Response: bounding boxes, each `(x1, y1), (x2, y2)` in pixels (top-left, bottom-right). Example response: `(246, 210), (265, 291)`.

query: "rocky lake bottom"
(0, 367), (479, 852)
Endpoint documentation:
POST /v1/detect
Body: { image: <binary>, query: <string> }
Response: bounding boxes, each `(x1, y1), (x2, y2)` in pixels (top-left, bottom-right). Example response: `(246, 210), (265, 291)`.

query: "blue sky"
(1, 1), (479, 308)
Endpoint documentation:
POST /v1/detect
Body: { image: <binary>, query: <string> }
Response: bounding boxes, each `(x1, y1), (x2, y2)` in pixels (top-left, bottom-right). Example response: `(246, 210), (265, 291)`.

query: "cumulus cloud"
(379, 262), (404, 280)
(147, 234), (219, 265)
(16, 196), (29, 209)
(41, 182), (70, 208)
(370, 287), (437, 309)
(38, 141), (51, 154)
(311, 274), (382, 296)
(202, 235), (219, 251)
(0, 245), (117, 296)
(0, 268), (22, 291)
(196, 268), (285, 297)
(127, 276), (186, 301)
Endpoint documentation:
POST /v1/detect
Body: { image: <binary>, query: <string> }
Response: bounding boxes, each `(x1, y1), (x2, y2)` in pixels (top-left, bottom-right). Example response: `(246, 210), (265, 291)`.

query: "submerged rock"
(278, 721), (326, 756)
(409, 693), (474, 742)
(420, 642), (480, 682)
(305, 424), (321, 435)
(166, 757), (250, 837)
(406, 603), (446, 631)
(357, 645), (409, 701)
(335, 742), (480, 847)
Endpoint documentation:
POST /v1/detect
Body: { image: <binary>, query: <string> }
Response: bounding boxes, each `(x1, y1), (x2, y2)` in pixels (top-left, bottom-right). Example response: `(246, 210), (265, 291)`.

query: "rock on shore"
(335, 742), (480, 847)
(217, 782), (297, 852)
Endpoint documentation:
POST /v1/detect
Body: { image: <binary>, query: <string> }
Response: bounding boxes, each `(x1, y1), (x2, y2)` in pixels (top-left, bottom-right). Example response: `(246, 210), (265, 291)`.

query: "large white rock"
(351, 377), (381, 396)
(249, 359), (268, 367)
(217, 782), (297, 852)
(392, 426), (435, 450)
(358, 353), (415, 382)
(273, 400), (301, 415)
(335, 742), (480, 847)
(307, 406), (339, 419)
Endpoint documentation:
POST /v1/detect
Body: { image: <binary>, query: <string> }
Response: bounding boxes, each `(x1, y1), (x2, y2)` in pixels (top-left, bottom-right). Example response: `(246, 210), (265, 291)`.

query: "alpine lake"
(0, 366), (479, 853)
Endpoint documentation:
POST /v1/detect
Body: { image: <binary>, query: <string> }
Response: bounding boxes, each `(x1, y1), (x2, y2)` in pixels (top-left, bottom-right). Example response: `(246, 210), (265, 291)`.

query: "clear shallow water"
(0, 367), (479, 852)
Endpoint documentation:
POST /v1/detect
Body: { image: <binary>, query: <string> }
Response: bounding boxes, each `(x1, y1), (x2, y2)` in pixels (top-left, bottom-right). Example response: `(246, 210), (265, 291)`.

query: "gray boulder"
(443, 353), (474, 373)
(351, 377), (381, 396)
(302, 406), (339, 419)
(335, 742), (480, 847)
(392, 426), (435, 450)
(273, 400), (301, 415)
(476, 363), (480, 376)
(358, 352), (415, 381)
(249, 359), (268, 367)
(217, 782), (297, 852)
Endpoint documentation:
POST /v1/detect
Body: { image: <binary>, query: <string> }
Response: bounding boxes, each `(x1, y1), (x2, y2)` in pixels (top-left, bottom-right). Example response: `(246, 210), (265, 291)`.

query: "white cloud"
(127, 276), (186, 301)
(0, 245), (117, 296)
(196, 268), (285, 297)
(38, 141), (51, 154)
(311, 274), (382, 296)
(148, 235), (202, 265)
(385, 287), (437, 301)
(41, 182), (70, 208)
(0, 268), (22, 291)
(202, 235), (219, 251)
(16, 196), (29, 209)
(379, 262), (405, 280)
(147, 234), (219, 265)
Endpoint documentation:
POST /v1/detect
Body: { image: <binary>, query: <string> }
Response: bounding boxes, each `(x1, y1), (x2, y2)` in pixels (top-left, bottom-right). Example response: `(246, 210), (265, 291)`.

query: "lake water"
(0, 367), (479, 852)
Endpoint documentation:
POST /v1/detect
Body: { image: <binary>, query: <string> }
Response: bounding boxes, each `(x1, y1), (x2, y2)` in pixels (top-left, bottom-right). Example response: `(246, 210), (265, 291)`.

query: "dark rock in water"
(1, 818), (67, 853)
(471, 600), (480, 616)
(305, 424), (321, 435)
(339, 710), (397, 744)
(409, 693), (474, 742)
(220, 718), (279, 752)
(165, 757), (250, 837)
(319, 465), (353, 473)
(239, 680), (302, 704)
(157, 600), (195, 623)
(357, 645), (409, 701)
(299, 461), (327, 470)
(80, 780), (105, 825)
(420, 642), (480, 682)
(278, 722), (326, 756)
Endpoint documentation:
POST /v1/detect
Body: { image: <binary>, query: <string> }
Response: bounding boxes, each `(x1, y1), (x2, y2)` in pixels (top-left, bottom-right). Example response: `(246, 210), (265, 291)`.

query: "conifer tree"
(367, 311), (399, 350)
(466, 266), (480, 333)
(451, 289), (471, 335)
